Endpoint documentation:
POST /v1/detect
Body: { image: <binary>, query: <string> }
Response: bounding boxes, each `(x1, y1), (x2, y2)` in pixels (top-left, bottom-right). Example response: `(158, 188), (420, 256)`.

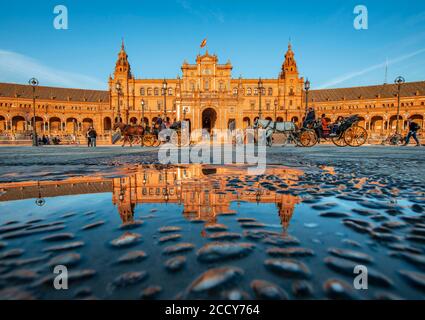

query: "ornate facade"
(0, 42), (424, 143)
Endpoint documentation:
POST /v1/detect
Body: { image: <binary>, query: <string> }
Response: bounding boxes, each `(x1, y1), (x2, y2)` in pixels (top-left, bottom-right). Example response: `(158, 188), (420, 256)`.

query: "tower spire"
(279, 42), (298, 79)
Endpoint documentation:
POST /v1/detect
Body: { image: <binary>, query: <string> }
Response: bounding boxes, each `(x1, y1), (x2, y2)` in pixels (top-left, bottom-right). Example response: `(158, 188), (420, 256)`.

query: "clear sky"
(1, 0), (424, 90)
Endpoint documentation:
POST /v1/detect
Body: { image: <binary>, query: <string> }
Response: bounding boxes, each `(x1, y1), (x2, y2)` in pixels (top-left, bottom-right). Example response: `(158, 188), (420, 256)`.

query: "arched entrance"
(202, 108), (217, 133)
(0, 115), (6, 132)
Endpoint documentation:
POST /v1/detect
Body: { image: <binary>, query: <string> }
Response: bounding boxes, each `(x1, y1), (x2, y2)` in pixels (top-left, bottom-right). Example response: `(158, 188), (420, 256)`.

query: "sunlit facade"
(0, 42), (424, 143)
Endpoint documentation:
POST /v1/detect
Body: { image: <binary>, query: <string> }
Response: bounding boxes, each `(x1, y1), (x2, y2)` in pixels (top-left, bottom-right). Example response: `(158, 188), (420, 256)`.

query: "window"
(268, 88), (273, 96)
(233, 88), (238, 96)
(147, 88), (152, 96)
(204, 80), (209, 91)
(154, 88), (159, 96)
(168, 88), (173, 96)
(219, 81), (224, 91)
(190, 81), (195, 91)
(247, 88), (252, 96)
(254, 88), (258, 96)
(140, 88), (145, 96)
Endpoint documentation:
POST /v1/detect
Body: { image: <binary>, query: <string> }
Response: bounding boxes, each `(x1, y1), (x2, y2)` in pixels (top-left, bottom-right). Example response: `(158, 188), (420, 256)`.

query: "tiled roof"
(0, 82), (109, 103)
(0, 81), (424, 104)
(310, 81), (425, 103)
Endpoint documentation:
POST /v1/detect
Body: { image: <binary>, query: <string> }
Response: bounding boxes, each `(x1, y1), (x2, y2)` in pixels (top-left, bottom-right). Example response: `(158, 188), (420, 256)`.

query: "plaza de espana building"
(0, 42), (424, 144)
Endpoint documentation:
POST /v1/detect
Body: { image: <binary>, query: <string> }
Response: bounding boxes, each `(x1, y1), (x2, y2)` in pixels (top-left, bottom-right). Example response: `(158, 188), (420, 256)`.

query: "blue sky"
(0, 0), (424, 90)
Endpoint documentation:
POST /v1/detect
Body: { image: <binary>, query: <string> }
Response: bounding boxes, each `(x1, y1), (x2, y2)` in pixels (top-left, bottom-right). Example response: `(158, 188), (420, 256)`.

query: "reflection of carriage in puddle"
(255, 114), (368, 147)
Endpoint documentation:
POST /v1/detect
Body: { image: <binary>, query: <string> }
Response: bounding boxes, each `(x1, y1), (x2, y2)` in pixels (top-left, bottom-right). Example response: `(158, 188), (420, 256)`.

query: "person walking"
(89, 127), (97, 147)
(403, 119), (421, 147)
(86, 128), (92, 147)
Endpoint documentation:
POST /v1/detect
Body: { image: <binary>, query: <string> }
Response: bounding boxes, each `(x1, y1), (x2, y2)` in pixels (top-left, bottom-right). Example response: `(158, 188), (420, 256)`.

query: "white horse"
(254, 119), (297, 146)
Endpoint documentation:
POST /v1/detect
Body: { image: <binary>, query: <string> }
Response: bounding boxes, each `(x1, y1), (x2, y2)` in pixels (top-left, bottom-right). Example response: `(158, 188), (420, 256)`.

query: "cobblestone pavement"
(0, 145), (424, 182)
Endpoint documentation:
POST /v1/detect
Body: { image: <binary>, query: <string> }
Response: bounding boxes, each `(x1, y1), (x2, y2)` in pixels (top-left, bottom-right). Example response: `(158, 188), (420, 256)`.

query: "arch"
(202, 108), (217, 133)
(276, 117), (284, 122)
(103, 117), (112, 131)
(49, 117), (62, 132)
(265, 116), (273, 121)
(141, 117), (149, 127)
(0, 115), (6, 132)
(129, 117), (138, 125)
(389, 115), (403, 131)
(243, 117), (251, 129)
(370, 115), (384, 132)
(114, 116), (123, 123)
(12, 115), (27, 132)
(291, 116), (299, 123)
(409, 114), (423, 122)
(82, 118), (93, 132)
(66, 117), (78, 133)
(357, 116), (366, 128)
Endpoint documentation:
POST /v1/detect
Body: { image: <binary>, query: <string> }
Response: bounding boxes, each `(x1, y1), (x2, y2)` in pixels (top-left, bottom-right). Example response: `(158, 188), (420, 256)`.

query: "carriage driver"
(303, 107), (316, 128)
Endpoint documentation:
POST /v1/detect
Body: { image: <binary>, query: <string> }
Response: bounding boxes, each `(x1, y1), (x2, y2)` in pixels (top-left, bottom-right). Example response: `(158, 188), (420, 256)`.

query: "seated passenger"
(330, 116), (344, 136)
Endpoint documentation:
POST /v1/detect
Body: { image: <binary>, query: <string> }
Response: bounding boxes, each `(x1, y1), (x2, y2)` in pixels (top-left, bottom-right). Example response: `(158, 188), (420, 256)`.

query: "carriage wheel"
(299, 129), (318, 147)
(331, 133), (347, 147)
(142, 134), (155, 147)
(344, 125), (368, 147)
(152, 138), (161, 147)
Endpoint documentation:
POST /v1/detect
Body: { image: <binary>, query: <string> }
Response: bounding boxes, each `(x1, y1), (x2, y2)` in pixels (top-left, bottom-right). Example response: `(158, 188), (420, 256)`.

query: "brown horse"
(113, 122), (145, 147)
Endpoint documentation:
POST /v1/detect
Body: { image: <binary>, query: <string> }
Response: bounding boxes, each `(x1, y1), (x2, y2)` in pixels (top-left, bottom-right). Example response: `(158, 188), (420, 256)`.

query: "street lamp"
(115, 82), (122, 123)
(394, 76), (405, 135)
(29, 78), (39, 146)
(304, 78), (311, 114)
(258, 78), (264, 119)
(162, 79), (168, 121)
(141, 100), (145, 128)
(274, 99), (278, 121)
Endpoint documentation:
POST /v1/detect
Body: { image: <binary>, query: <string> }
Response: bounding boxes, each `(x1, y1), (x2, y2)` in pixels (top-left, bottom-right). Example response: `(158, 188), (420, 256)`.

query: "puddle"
(0, 164), (424, 300)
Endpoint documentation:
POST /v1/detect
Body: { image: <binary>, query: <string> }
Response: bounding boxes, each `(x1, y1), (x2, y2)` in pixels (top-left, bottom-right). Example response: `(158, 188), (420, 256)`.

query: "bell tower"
(278, 42), (304, 116)
(279, 41), (299, 79)
(113, 39), (132, 80)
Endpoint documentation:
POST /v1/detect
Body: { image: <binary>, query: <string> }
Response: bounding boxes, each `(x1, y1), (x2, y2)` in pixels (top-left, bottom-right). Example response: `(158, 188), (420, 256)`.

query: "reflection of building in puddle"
(0, 165), (303, 231)
(112, 165), (302, 230)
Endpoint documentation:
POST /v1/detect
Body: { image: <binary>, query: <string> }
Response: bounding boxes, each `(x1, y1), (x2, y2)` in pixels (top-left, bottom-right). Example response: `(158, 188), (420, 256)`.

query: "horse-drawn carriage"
(255, 114), (368, 147)
(112, 121), (190, 147)
(254, 119), (317, 147)
(311, 114), (368, 147)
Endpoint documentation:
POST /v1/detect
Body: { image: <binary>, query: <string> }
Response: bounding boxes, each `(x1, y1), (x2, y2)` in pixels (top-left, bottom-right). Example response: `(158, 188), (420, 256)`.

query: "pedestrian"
(89, 127), (97, 147)
(86, 127), (92, 147)
(403, 119), (421, 147)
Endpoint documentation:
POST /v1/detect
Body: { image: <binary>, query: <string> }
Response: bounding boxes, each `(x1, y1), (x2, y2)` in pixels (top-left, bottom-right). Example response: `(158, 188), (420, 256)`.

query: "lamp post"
(394, 76), (405, 135)
(29, 78), (39, 146)
(115, 82), (122, 123)
(258, 78), (264, 119)
(141, 100), (145, 128)
(274, 99), (278, 121)
(304, 78), (310, 115)
(162, 79), (168, 121)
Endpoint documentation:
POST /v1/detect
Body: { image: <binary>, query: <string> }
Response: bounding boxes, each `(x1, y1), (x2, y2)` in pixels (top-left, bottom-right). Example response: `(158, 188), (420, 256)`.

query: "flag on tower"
(200, 38), (207, 48)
